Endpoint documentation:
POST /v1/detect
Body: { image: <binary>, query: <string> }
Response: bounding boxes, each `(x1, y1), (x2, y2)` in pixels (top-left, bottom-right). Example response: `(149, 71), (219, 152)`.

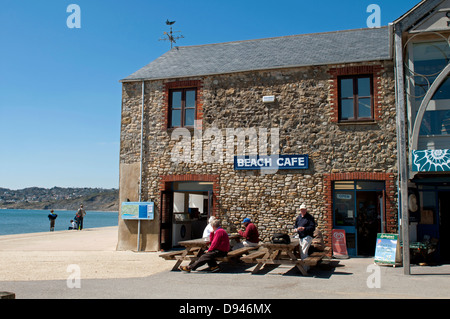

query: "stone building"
(393, 0), (450, 263)
(118, 26), (398, 256)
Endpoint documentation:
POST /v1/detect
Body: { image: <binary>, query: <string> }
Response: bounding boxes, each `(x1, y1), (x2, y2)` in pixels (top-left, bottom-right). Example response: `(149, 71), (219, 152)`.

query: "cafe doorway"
(333, 181), (384, 256)
(160, 182), (213, 250)
(415, 184), (450, 263)
(439, 191), (450, 263)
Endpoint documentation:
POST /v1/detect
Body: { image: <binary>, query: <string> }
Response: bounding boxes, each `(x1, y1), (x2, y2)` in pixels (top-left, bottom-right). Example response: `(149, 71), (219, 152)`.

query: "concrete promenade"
(0, 227), (449, 299)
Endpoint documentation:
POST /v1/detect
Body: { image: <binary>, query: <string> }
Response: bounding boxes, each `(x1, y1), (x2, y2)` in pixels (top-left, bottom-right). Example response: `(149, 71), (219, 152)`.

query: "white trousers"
(299, 236), (313, 259)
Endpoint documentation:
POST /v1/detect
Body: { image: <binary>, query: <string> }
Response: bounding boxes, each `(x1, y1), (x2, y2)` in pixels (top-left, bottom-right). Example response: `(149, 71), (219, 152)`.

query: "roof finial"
(159, 19), (184, 49)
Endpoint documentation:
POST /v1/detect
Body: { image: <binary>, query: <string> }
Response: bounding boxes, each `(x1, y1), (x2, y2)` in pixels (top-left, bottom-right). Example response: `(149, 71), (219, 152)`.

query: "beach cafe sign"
(234, 154), (309, 170)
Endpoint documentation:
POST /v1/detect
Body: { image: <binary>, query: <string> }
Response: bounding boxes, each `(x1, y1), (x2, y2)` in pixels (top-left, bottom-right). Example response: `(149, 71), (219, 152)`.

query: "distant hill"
(0, 187), (119, 212)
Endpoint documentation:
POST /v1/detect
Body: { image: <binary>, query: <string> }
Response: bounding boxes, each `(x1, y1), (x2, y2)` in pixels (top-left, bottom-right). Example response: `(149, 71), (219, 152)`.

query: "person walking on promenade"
(76, 204), (86, 230)
(48, 209), (58, 232)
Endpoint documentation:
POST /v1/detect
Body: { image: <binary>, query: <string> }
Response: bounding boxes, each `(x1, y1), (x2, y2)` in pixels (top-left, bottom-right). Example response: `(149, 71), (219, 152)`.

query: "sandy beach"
(0, 227), (172, 282)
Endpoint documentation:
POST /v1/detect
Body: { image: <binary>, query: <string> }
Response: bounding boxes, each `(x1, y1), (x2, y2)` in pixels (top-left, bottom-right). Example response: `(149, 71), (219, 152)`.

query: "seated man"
(294, 203), (316, 259)
(233, 217), (259, 250)
(180, 219), (229, 273)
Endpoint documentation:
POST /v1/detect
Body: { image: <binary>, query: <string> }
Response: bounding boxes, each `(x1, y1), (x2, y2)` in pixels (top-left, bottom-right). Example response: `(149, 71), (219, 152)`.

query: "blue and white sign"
(412, 149), (450, 172)
(121, 202), (155, 220)
(234, 154), (309, 170)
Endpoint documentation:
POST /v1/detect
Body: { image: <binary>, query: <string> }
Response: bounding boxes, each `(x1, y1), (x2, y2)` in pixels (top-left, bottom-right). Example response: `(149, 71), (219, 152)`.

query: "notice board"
(121, 202), (155, 220)
(332, 229), (349, 258)
(374, 233), (399, 265)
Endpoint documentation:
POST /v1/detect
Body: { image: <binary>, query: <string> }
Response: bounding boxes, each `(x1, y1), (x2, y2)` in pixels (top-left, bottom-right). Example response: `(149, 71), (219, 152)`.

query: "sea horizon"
(0, 209), (119, 236)
(0, 207), (118, 212)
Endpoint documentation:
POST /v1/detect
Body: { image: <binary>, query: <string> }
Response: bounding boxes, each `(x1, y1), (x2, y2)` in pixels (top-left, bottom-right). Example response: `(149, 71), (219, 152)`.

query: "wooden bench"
(159, 251), (184, 260)
(241, 246), (331, 275)
(216, 246), (259, 263)
(240, 249), (268, 263)
(160, 247), (203, 261)
(303, 247), (331, 267)
(161, 246), (259, 264)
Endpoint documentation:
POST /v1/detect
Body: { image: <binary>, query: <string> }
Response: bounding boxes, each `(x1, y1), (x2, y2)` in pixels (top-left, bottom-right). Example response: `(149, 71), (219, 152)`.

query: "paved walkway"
(1, 227), (449, 299)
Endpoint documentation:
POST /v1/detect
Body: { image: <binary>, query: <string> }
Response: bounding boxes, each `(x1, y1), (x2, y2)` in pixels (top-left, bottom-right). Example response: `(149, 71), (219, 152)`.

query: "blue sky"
(0, 0), (418, 189)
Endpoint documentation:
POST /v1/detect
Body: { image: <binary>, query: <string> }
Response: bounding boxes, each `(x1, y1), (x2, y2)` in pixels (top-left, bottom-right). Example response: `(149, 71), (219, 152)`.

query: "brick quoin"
(322, 172), (397, 248)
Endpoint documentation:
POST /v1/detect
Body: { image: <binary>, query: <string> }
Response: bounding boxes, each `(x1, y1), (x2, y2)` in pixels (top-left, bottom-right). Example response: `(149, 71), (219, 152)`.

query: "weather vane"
(159, 19), (184, 49)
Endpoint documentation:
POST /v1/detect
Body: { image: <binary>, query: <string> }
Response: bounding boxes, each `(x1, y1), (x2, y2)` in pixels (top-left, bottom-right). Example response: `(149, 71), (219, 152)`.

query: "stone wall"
(119, 60), (398, 250)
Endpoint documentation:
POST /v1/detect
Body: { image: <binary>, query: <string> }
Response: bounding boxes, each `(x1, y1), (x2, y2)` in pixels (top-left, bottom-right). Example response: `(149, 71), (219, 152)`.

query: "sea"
(0, 209), (118, 236)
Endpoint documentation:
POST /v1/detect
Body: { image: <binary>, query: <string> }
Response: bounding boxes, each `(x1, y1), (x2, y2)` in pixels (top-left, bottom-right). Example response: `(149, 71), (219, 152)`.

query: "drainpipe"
(394, 27), (410, 275)
(136, 80), (145, 252)
(139, 80), (145, 202)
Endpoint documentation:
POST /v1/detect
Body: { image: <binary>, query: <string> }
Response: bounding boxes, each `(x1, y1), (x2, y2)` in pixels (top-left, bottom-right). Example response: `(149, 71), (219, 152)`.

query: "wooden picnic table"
(160, 234), (251, 271)
(251, 240), (309, 275)
(166, 238), (209, 271)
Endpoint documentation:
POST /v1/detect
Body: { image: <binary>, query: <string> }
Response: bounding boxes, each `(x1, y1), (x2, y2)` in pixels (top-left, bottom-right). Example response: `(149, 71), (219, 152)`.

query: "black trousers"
(190, 250), (227, 270)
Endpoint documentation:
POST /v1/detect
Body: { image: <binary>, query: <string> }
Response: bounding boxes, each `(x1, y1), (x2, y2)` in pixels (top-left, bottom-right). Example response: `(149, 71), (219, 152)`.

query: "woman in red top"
(180, 219), (229, 273)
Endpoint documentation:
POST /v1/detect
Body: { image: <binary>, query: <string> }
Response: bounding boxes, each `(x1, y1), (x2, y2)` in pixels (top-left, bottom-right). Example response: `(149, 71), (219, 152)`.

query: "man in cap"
(294, 203), (316, 259)
(233, 217), (259, 250)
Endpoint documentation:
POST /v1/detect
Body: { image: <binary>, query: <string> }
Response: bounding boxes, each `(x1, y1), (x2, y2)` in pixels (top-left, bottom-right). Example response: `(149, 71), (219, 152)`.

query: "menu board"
(374, 233), (399, 265)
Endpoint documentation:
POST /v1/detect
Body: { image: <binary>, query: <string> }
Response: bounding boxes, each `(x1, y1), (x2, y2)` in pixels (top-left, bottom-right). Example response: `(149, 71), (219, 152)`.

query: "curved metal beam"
(411, 62), (450, 150)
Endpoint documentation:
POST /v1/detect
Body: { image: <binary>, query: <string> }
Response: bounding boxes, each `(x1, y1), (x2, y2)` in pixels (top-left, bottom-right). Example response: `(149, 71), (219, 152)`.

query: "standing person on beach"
(48, 210), (58, 232)
(76, 204), (86, 230)
(74, 213), (81, 230)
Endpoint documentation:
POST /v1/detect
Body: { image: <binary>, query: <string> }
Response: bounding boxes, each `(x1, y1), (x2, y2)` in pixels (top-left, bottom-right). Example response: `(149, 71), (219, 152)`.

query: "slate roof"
(121, 26), (391, 82)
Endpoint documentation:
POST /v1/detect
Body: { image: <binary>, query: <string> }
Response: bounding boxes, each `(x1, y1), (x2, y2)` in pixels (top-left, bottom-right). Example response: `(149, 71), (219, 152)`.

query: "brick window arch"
(329, 65), (384, 123)
(163, 80), (204, 130)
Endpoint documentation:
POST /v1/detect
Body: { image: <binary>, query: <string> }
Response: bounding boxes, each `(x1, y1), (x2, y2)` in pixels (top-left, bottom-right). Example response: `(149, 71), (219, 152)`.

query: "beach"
(0, 226), (172, 282)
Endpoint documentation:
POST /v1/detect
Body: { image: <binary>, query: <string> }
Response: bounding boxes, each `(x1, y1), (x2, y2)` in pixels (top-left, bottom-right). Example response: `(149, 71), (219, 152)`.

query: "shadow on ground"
(191, 258), (352, 279)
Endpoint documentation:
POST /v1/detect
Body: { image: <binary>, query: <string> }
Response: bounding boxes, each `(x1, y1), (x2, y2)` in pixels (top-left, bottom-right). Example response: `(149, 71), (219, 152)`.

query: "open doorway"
(333, 181), (384, 256)
(160, 181), (213, 249)
(439, 191), (450, 263)
(356, 191), (382, 256)
(173, 191), (211, 246)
